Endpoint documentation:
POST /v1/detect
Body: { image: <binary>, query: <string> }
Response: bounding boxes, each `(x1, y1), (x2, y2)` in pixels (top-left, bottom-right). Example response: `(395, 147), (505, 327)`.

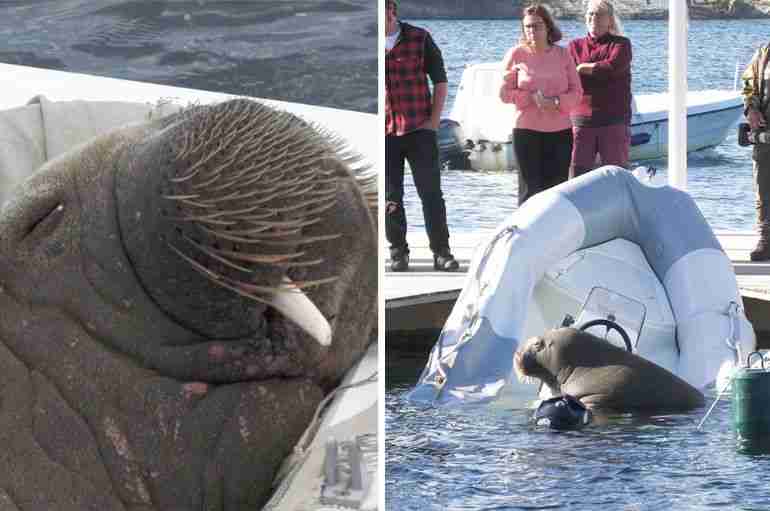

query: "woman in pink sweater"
(499, 4), (582, 205)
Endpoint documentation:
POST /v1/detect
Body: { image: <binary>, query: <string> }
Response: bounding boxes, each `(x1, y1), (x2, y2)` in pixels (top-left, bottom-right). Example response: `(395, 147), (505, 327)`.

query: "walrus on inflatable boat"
(515, 328), (706, 412)
(409, 167), (756, 406)
(0, 98), (376, 510)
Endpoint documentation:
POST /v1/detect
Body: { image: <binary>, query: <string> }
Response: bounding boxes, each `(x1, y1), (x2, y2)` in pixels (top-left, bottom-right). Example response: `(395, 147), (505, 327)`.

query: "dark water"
(0, 1), (376, 113)
(389, 18), (770, 511)
(387, 346), (770, 510)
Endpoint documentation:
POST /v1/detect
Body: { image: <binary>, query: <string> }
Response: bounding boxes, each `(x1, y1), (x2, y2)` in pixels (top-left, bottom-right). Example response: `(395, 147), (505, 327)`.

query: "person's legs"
(751, 145), (770, 261)
(513, 128), (545, 205)
(597, 124), (631, 168)
(385, 134), (410, 270)
(404, 129), (458, 270)
(541, 128), (573, 191)
(570, 125), (599, 178)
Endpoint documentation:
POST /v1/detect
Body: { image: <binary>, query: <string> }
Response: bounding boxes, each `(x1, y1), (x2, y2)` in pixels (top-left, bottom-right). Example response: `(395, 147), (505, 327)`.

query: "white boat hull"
(444, 63), (743, 172)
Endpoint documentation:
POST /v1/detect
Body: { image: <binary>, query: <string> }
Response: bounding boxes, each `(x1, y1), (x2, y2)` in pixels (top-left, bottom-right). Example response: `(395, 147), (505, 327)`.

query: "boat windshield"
(573, 286), (647, 351)
(473, 68), (504, 100)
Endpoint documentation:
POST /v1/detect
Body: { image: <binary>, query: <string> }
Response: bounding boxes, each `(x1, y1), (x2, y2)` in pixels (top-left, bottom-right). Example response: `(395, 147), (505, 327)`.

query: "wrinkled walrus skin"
(0, 99), (376, 510)
(514, 328), (705, 412)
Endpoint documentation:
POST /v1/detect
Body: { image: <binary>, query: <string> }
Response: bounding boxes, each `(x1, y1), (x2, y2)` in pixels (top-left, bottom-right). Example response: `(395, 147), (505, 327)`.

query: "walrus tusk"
(270, 277), (332, 347)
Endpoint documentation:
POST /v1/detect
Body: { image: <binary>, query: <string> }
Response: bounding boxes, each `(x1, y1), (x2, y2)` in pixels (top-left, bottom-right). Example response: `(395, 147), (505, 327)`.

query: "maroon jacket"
(568, 33), (632, 127)
(385, 22), (440, 136)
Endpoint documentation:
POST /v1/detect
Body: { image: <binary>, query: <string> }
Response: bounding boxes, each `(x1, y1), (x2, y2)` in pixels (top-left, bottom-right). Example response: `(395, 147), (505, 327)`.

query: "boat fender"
(732, 351), (770, 453)
(630, 132), (652, 146)
(532, 394), (592, 430)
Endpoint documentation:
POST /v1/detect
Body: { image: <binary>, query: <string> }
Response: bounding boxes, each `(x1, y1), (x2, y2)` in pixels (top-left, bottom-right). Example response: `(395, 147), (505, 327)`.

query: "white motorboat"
(439, 62), (744, 171)
(0, 63), (379, 511)
(409, 167), (755, 406)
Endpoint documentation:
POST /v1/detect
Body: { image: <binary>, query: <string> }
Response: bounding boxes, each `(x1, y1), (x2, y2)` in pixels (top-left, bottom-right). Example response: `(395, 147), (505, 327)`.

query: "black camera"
(738, 122), (770, 146)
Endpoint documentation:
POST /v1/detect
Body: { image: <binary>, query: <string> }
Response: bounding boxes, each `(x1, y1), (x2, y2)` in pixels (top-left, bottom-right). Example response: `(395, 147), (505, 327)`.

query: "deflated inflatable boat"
(410, 167), (756, 405)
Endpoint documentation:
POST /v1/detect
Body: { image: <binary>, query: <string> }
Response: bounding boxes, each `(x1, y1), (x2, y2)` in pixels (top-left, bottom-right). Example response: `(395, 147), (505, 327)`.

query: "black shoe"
(390, 252), (409, 272)
(433, 252), (459, 271)
(750, 241), (770, 261)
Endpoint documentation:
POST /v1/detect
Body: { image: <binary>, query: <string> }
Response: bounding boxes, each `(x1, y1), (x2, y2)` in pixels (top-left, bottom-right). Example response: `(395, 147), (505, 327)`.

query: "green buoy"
(732, 351), (770, 454)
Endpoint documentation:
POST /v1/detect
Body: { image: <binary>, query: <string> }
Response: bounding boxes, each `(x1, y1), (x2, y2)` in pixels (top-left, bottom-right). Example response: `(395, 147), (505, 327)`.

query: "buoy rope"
(696, 373), (734, 431)
(697, 302), (745, 430)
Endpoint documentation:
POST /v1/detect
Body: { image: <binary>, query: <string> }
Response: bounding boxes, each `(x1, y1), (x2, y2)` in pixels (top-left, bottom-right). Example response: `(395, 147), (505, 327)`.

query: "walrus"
(514, 328), (705, 412)
(0, 99), (376, 510)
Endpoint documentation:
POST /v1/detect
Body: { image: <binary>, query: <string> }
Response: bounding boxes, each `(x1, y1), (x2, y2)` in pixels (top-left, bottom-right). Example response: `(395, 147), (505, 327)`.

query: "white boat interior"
(0, 63), (379, 511)
(409, 168), (755, 405)
(446, 62), (743, 171)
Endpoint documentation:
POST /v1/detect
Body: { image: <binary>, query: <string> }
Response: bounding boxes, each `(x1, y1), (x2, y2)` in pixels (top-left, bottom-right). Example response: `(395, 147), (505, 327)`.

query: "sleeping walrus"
(514, 328), (705, 412)
(0, 99), (376, 510)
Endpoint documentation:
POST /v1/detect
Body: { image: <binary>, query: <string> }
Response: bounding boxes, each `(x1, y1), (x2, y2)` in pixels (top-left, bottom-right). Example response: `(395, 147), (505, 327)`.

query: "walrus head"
(514, 334), (561, 392)
(514, 328), (706, 412)
(515, 328), (629, 392)
(0, 98), (376, 387)
(0, 98), (376, 508)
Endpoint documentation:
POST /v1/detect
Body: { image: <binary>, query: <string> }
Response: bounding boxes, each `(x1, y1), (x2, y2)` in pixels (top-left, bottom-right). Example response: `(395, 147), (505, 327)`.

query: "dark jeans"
(513, 128), (573, 205)
(386, 129), (451, 255)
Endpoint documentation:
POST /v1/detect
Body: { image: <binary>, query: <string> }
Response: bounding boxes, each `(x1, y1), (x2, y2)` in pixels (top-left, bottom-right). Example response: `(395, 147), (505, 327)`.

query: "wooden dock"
(386, 231), (770, 349)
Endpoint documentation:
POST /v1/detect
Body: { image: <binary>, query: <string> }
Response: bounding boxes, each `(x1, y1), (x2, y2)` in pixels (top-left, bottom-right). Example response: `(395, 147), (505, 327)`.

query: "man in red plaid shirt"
(385, 0), (458, 272)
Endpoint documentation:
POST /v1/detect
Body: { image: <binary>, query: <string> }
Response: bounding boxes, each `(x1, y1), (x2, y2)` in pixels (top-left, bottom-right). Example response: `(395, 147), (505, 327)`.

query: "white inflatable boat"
(410, 167), (756, 405)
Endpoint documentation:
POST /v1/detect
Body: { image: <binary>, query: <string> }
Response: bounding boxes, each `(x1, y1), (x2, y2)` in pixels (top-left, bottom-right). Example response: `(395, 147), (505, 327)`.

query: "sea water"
(0, 1), (376, 113)
(388, 18), (770, 511)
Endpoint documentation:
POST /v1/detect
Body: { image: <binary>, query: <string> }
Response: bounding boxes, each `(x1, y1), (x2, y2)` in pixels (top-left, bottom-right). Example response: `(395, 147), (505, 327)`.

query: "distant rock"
(398, 0), (770, 19)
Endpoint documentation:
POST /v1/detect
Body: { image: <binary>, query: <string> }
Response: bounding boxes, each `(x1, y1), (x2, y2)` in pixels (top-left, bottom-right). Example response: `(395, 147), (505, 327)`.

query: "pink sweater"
(500, 44), (582, 132)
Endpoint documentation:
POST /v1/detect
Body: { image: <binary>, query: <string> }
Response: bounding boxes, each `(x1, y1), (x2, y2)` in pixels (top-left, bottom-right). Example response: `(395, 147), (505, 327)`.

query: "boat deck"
(386, 231), (770, 349)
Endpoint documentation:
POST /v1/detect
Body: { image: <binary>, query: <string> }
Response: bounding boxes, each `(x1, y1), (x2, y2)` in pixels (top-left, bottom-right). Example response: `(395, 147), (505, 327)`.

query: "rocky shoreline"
(399, 0), (770, 19)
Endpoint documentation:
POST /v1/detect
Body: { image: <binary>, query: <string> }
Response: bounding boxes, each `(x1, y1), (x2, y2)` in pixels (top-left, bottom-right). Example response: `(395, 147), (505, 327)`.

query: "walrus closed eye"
(515, 328), (705, 413)
(0, 99), (376, 510)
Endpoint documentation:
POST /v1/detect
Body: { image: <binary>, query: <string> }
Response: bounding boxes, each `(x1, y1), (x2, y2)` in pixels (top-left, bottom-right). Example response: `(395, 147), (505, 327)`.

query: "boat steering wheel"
(578, 319), (633, 353)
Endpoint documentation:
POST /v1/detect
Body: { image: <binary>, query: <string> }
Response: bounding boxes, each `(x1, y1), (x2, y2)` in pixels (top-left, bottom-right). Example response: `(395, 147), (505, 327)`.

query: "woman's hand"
(499, 68), (519, 103)
(503, 69), (519, 89)
(541, 97), (560, 112)
(576, 63), (596, 75)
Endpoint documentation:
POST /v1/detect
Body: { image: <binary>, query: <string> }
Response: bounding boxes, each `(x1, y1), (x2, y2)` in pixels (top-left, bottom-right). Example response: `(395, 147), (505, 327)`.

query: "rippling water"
(401, 18), (770, 232)
(0, 1), (376, 112)
(387, 353), (770, 510)
(389, 18), (770, 511)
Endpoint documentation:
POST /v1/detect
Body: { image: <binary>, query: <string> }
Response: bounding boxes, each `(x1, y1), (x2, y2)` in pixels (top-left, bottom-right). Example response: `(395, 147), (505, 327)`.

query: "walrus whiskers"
(513, 351), (539, 385)
(116, 98), (375, 344)
(144, 100), (374, 344)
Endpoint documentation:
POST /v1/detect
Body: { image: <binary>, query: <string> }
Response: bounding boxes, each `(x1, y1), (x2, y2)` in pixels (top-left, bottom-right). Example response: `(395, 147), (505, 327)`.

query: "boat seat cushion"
(0, 95), (179, 205)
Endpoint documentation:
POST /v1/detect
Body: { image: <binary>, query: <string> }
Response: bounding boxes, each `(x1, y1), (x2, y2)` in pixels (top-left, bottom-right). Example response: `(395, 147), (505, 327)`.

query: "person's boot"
(390, 248), (409, 272)
(433, 250), (459, 271)
(750, 224), (770, 261)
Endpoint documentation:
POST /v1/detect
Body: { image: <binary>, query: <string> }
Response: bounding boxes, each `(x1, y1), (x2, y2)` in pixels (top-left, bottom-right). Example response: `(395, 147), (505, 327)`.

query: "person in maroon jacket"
(385, 0), (458, 272)
(568, 0), (632, 178)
